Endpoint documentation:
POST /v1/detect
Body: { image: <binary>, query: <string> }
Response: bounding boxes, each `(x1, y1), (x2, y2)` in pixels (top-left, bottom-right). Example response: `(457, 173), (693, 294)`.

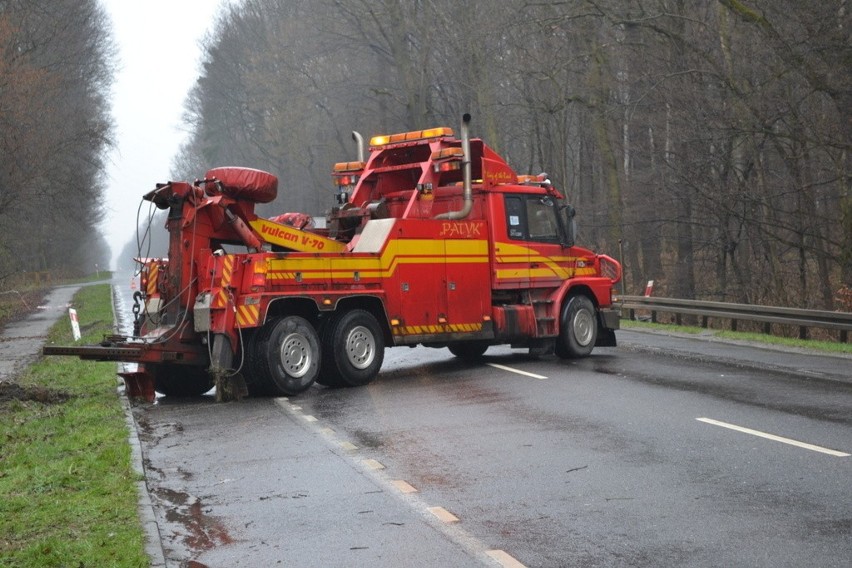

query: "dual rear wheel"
(249, 315), (321, 396)
(157, 297), (595, 397)
(318, 309), (385, 388)
(247, 310), (385, 396)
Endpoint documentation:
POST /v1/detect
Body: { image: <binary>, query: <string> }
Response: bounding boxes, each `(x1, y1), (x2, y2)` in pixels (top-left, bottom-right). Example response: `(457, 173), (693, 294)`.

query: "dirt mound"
(0, 381), (71, 404)
(0, 288), (49, 329)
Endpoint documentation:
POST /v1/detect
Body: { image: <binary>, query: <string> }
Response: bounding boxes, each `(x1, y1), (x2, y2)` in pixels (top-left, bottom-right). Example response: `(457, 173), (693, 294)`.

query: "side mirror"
(561, 205), (576, 247)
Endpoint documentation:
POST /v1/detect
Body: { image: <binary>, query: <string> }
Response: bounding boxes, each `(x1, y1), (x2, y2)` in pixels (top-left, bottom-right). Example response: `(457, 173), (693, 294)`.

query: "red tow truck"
(45, 115), (621, 399)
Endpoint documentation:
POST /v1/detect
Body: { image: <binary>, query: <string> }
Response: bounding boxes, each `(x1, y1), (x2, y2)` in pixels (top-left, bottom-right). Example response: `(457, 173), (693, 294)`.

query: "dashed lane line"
(274, 395), (527, 565)
(696, 417), (850, 457)
(486, 363), (548, 380)
(428, 506), (460, 523)
(486, 549), (528, 568)
(391, 479), (418, 494)
(362, 458), (385, 470)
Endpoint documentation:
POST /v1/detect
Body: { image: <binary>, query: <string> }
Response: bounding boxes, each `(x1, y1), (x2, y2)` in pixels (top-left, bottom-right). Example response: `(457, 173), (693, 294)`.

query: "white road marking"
(391, 479), (418, 494)
(339, 441), (358, 451)
(486, 549), (527, 568)
(427, 506), (459, 523)
(696, 417), (850, 457)
(362, 458), (385, 470)
(279, 406), (508, 565)
(487, 363), (548, 380)
(302, 415), (317, 422)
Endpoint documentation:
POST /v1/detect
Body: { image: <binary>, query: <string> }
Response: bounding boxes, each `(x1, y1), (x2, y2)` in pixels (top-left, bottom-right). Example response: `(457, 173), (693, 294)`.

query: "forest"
(0, 0), (113, 284)
(3, 0), (850, 311)
(173, 0), (850, 310)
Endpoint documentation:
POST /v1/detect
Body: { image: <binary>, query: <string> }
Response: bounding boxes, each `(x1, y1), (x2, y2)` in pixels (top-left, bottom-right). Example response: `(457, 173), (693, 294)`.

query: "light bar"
(333, 161), (365, 187)
(430, 147), (464, 161)
(333, 161), (366, 173)
(370, 127), (454, 147)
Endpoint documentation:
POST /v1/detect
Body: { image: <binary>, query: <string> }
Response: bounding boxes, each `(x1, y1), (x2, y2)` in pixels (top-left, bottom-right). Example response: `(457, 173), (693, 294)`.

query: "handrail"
(619, 295), (852, 342)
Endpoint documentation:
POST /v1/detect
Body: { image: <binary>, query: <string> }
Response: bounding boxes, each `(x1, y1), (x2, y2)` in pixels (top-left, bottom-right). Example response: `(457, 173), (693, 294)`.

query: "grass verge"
(621, 318), (852, 355)
(0, 284), (147, 567)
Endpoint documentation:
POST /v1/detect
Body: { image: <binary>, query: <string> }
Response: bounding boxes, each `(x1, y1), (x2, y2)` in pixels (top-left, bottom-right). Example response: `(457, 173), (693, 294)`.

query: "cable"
(129, 183), (245, 379)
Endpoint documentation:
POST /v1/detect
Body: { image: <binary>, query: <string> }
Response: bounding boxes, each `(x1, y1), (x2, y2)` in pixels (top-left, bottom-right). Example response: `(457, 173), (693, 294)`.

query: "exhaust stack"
(352, 131), (365, 163)
(436, 113), (472, 220)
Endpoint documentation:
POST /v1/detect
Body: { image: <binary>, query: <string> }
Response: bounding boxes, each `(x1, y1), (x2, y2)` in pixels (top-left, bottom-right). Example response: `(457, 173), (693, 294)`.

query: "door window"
(505, 195), (560, 243)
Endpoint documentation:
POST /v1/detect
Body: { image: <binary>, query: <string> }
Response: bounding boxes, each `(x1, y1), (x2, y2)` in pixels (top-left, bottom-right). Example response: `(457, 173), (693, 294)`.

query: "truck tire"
(320, 309), (384, 387)
(447, 341), (489, 358)
(151, 364), (214, 397)
(556, 295), (597, 359)
(255, 316), (320, 395)
(244, 329), (275, 396)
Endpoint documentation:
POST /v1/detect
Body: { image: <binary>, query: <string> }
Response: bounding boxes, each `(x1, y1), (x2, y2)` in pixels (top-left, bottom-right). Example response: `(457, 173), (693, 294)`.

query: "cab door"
(492, 195), (531, 289)
(493, 193), (574, 290)
(522, 195), (571, 288)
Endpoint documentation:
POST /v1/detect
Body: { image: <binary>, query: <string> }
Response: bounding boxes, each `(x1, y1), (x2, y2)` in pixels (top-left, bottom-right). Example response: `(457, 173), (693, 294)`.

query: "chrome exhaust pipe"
(436, 113), (472, 220)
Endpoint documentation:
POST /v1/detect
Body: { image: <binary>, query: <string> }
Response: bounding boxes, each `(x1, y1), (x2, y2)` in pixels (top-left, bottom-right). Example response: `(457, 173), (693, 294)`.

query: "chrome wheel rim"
(280, 332), (312, 378)
(344, 325), (375, 369)
(573, 309), (595, 347)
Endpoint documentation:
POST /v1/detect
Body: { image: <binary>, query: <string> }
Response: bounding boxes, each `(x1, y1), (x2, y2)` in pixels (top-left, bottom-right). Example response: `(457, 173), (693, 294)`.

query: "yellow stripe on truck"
(393, 322), (483, 336)
(236, 304), (259, 327)
(213, 256), (235, 308)
(266, 239), (489, 281)
(147, 264), (158, 296)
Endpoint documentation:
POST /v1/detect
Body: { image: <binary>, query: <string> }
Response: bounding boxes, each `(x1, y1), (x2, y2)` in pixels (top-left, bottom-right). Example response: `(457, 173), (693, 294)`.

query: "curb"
(119, 386), (167, 567)
(112, 284), (167, 567)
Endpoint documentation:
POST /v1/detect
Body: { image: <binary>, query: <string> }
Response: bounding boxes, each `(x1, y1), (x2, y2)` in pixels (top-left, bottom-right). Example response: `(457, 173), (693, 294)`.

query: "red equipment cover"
(269, 212), (314, 229)
(205, 167), (278, 203)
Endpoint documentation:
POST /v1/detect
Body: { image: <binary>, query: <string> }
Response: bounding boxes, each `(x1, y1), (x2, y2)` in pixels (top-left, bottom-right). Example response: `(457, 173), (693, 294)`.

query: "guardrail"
(619, 295), (852, 342)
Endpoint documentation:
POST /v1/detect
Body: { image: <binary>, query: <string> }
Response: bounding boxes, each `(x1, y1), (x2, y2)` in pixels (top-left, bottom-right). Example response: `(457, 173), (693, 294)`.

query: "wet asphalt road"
(114, 280), (852, 568)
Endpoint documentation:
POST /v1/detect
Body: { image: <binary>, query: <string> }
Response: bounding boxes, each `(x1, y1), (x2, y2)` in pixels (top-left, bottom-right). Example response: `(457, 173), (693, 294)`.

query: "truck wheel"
(321, 309), (384, 387)
(447, 341), (489, 358)
(244, 329), (274, 396)
(256, 316), (320, 395)
(151, 364), (214, 397)
(556, 295), (597, 359)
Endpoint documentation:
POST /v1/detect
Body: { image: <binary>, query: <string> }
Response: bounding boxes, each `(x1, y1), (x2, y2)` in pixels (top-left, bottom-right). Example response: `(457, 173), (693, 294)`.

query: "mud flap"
(118, 370), (156, 402)
(595, 308), (620, 347)
(595, 328), (617, 347)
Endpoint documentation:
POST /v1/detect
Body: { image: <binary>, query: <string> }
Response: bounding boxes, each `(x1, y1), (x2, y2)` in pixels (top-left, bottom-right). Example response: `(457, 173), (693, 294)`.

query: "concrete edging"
(112, 284), (167, 567)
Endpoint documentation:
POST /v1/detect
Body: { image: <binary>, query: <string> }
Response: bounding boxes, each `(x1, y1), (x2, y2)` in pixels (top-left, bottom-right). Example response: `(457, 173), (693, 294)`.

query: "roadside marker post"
(69, 308), (81, 341)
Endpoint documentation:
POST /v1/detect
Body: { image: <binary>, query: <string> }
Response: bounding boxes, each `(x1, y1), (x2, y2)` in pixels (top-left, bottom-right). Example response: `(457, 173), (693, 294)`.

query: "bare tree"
(172, 0), (848, 310)
(0, 0), (114, 282)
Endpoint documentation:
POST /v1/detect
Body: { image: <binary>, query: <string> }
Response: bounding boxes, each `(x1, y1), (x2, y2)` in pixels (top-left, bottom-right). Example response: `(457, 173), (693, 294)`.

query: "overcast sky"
(101, 0), (226, 269)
